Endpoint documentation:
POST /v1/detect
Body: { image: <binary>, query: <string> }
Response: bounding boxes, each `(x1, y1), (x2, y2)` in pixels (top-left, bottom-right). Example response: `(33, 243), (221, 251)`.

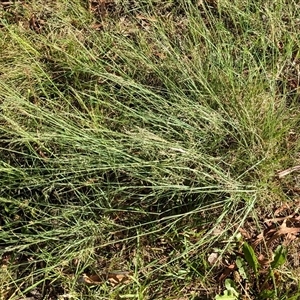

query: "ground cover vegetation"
(1, 0), (300, 299)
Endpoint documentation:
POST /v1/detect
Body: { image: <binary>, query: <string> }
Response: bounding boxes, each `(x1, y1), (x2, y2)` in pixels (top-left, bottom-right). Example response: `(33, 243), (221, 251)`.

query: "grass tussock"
(1, 0), (300, 299)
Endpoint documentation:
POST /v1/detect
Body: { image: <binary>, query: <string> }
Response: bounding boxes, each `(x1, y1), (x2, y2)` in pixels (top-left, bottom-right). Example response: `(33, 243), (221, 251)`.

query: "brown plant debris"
(79, 270), (132, 286)
(277, 165), (300, 179)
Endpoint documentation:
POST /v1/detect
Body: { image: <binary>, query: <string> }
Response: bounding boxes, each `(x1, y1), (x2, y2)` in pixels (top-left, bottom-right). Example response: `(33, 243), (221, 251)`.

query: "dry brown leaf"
(219, 264), (235, 282)
(79, 274), (103, 285)
(277, 165), (300, 179)
(266, 220), (300, 245)
(264, 215), (294, 224)
(274, 203), (290, 216)
(258, 254), (271, 266)
(107, 271), (132, 286)
(276, 226), (300, 236)
(255, 207), (300, 247)
(284, 232), (297, 245)
(238, 227), (252, 239)
(91, 23), (103, 31)
(253, 232), (264, 248)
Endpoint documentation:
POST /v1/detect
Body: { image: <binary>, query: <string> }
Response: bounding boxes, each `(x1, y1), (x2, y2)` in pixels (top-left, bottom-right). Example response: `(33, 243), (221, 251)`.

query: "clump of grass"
(1, 0), (300, 299)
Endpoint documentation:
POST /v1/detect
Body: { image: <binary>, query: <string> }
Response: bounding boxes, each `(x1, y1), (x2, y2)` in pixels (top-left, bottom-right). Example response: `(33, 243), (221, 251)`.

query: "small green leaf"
(215, 294), (238, 300)
(242, 242), (259, 275)
(224, 279), (239, 297)
(215, 280), (239, 300)
(271, 245), (287, 269)
(236, 257), (248, 281)
(259, 289), (275, 299)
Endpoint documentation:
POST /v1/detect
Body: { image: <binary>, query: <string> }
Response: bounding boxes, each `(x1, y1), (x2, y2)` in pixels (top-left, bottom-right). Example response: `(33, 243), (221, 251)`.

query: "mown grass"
(1, 0), (300, 299)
